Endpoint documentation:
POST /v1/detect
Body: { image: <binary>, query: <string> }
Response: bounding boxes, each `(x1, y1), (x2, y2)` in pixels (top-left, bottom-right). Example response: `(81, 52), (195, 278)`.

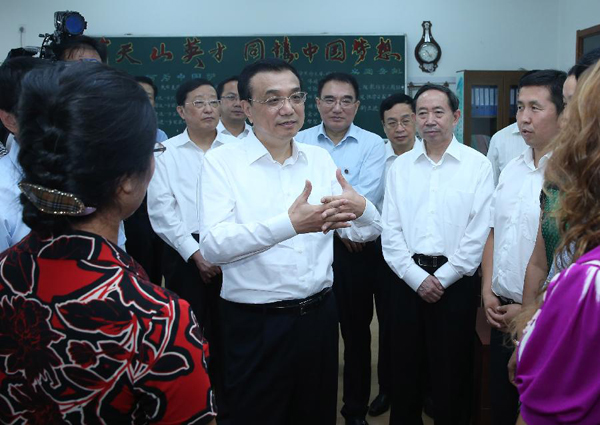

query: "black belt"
(497, 295), (518, 306)
(227, 287), (332, 316)
(412, 254), (448, 269)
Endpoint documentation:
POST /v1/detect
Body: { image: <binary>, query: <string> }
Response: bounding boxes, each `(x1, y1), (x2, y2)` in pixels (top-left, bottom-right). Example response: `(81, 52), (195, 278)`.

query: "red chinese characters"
(209, 42), (227, 63)
(182, 37), (205, 69)
(325, 39), (347, 63)
(115, 42), (142, 65)
(374, 37), (402, 62)
(150, 43), (173, 62)
(352, 37), (371, 66)
(272, 37), (299, 64)
(301, 42), (319, 64)
(244, 38), (266, 61)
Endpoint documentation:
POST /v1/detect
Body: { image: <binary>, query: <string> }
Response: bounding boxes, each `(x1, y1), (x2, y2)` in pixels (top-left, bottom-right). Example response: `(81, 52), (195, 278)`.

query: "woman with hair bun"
(514, 61), (600, 424)
(0, 62), (216, 424)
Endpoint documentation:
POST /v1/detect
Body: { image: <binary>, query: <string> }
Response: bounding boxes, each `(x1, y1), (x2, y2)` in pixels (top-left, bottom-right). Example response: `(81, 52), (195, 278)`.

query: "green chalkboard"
(104, 35), (406, 138)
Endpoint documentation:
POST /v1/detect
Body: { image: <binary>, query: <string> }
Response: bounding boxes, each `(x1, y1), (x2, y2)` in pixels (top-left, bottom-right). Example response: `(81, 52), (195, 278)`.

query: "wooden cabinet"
(455, 71), (526, 155)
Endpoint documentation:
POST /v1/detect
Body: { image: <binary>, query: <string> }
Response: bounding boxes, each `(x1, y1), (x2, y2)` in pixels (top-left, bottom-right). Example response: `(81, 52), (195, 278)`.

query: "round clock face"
(418, 43), (439, 63)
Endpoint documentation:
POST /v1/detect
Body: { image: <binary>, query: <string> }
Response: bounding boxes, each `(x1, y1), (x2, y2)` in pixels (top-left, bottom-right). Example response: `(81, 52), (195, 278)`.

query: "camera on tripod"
(6, 11), (88, 60)
(40, 11), (88, 60)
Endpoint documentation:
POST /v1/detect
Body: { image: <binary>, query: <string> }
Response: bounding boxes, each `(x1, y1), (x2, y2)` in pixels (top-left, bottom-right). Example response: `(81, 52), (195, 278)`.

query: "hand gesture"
(288, 180), (356, 234)
(191, 250), (222, 284)
(320, 169), (368, 233)
(417, 275), (444, 303)
(483, 291), (502, 329)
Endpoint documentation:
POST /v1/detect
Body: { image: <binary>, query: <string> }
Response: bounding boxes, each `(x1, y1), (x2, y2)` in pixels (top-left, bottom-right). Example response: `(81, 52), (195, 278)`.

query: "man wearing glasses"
(297, 73), (386, 425)
(216, 76), (252, 139)
(199, 59), (382, 425)
(147, 78), (237, 421)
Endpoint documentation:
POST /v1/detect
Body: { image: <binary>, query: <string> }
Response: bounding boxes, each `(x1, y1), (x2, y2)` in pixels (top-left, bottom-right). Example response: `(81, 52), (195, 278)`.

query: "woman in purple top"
(515, 61), (600, 424)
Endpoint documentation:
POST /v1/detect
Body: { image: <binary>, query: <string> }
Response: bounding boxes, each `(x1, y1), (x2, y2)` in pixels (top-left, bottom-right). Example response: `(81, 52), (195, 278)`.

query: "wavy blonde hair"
(544, 60), (600, 265)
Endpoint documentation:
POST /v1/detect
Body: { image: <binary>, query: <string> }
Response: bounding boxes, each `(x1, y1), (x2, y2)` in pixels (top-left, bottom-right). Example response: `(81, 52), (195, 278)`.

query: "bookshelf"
(455, 71), (526, 155)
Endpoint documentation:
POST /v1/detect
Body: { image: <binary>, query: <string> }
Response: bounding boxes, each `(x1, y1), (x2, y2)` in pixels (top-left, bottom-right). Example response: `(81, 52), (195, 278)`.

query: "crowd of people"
(0, 34), (599, 425)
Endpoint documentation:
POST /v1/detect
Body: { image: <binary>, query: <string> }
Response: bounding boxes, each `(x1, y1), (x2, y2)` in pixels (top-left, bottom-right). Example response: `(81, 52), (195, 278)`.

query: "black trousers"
(389, 266), (477, 425)
(490, 327), (519, 425)
(333, 237), (378, 419)
(161, 240), (226, 420)
(219, 291), (339, 425)
(373, 238), (393, 396)
(123, 196), (164, 285)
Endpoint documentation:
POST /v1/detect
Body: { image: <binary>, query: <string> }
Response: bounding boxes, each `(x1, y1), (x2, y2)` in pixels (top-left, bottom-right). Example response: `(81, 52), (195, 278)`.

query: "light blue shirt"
(296, 123), (386, 205)
(156, 129), (168, 143)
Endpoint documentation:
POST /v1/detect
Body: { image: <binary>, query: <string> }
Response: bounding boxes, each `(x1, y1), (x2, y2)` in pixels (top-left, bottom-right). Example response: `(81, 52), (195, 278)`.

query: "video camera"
(6, 11), (87, 60)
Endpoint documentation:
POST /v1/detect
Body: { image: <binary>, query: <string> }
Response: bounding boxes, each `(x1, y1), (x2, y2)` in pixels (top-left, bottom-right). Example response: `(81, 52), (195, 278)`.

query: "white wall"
(1, 0), (567, 83)
(557, 0), (600, 71)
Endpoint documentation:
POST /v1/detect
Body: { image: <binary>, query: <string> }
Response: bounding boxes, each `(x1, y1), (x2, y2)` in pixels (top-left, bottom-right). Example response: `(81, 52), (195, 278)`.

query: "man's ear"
(242, 100), (253, 124)
(0, 110), (18, 135)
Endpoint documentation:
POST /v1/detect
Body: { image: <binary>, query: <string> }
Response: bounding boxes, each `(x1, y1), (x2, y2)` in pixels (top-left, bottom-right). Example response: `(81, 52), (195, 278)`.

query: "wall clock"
(415, 21), (441, 73)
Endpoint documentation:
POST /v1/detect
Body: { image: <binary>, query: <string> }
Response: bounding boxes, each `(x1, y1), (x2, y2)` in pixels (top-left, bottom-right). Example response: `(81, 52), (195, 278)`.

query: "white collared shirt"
(0, 141), (126, 251)
(0, 142), (29, 252)
(487, 122), (528, 186)
(147, 128), (238, 261)
(376, 138), (421, 213)
(216, 120), (252, 139)
(199, 130), (382, 304)
(491, 147), (550, 303)
(382, 136), (494, 291)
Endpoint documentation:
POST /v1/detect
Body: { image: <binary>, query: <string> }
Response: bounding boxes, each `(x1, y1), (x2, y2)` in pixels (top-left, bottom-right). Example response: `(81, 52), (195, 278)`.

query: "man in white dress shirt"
(382, 84), (494, 425)
(216, 76), (252, 139)
(199, 59), (382, 425)
(147, 78), (237, 420)
(486, 122), (527, 186)
(482, 70), (566, 425)
(367, 93), (418, 419)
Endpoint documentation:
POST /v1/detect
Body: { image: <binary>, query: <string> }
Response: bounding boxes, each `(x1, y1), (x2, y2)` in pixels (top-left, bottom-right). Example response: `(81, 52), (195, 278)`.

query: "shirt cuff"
(265, 212), (297, 244)
(403, 262), (430, 292)
(353, 197), (376, 226)
(178, 236), (201, 262)
(434, 262), (462, 288)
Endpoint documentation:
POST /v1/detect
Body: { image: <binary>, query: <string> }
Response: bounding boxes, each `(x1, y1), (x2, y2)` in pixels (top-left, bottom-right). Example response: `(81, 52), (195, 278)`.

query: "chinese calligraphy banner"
(105, 35), (406, 138)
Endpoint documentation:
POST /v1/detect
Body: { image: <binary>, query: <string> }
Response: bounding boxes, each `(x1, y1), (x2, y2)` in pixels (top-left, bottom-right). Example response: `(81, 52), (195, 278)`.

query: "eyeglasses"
(384, 118), (414, 129)
(185, 99), (221, 109)
(317, 97), (357, 110)
(250, 91), (307, 110)
(153, 142), (166, 157)
(221, 94), (240, 102)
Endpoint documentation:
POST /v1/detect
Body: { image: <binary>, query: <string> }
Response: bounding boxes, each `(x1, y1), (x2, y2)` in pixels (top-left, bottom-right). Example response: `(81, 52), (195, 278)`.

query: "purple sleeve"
(515, 257), (600, 425)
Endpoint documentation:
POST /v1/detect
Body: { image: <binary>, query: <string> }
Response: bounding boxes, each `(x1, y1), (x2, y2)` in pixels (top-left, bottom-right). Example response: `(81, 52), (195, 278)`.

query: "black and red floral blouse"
(0, 231), (216, 424)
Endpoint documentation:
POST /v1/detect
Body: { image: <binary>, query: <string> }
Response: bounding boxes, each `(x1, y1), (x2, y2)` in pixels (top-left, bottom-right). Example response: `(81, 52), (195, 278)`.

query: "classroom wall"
(557, 0), (600, 71)
(1, 0), (569, 84)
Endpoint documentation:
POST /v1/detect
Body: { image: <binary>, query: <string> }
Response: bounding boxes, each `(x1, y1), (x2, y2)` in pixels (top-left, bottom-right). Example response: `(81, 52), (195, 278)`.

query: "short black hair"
(413, 84), (459, 112)
(175, 79), (215, 106)
(317, 72), (360, 99)
(17, 62), (156, 238)
(568, 47), (600, 79)
(518, 69), (567, 115)
(379, 93), (414, 121)
(0, 57), (51, 114)
(216, 76), (238, 99)
(135, 76), (158, 99)
(52, 35), (108, 63)
(238, 58), (302, 101)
